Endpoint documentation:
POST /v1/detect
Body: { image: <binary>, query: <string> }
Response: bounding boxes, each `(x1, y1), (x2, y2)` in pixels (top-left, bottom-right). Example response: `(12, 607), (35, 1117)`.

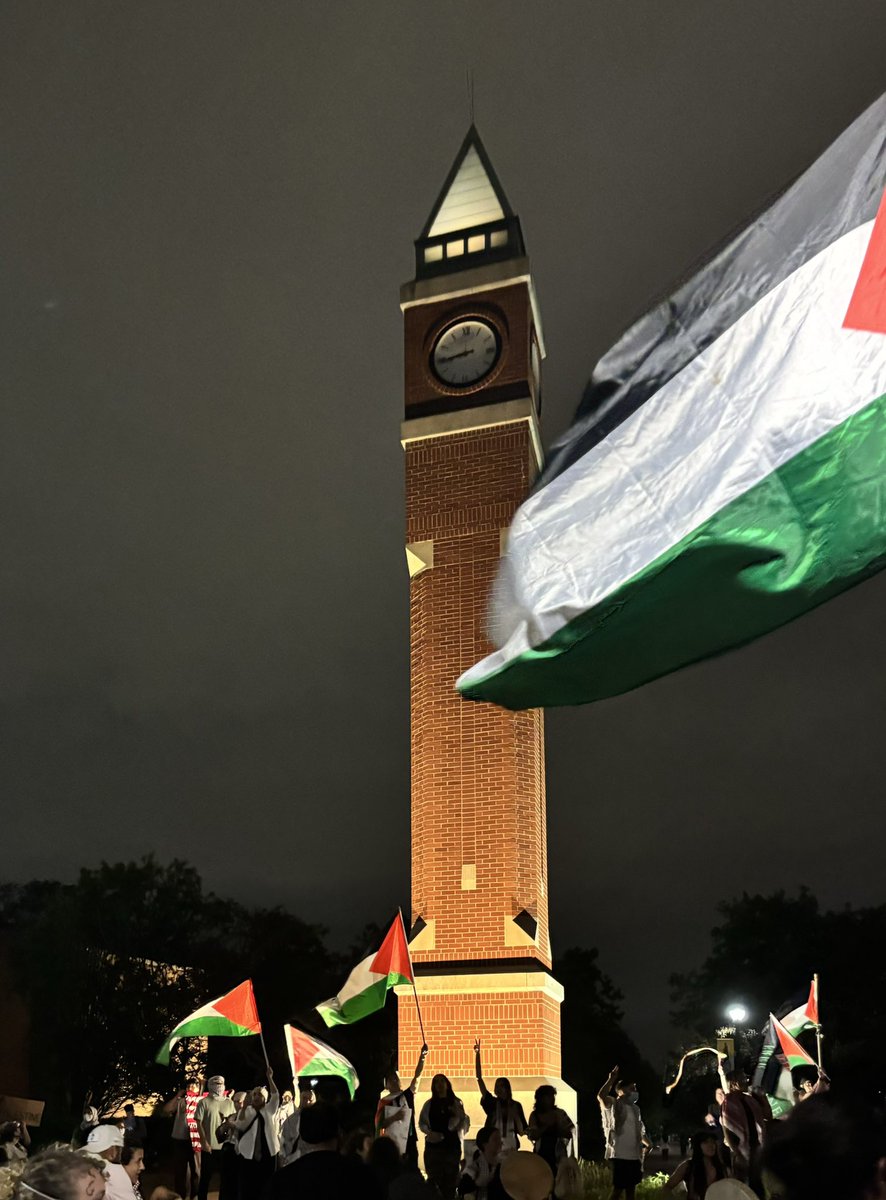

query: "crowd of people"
(594, 1058), (866, 1200)
(1, 1052), (883, 1200)
(0, 1046), (576, 1200)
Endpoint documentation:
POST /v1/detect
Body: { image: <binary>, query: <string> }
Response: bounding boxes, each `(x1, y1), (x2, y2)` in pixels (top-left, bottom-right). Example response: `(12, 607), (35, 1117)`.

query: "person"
(195, 1076), (235, 1200)
(121, 1108), (147, 1147)
(278, 1083), (315, 1167)
(720, 1072), (766, 1187)
(118, 1142), (145, 1200)
(0, 1121), (30, 1164)
(376, 1045), (428, 1169)
(12, 1146), (108, 1200)
(597, 1067), (649, 1200)
(148, 1191), (182, 1200)
(275, 1092), (295, 1139)
(473, 1040), (527, 1156)
(233, 1069), (279, 1200)
(458, 1127), (505, 1198)
(418, 1074), (469, 1200)
(794, 1068), (830, 1103)
(162, 1082), (202, 1200)
(527, 1084), (574, 1179)
(216, 1092), (246, 1200)
(264, 1102), (382, 1200)
(662, 1130), (730, 1198)
(83, 1127), (125, 1166)
(761, 1094), (886, 1200)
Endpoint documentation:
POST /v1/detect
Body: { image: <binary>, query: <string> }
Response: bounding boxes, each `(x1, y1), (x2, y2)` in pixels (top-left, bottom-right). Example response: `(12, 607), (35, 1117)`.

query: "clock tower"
(396, 127), (576, 1134)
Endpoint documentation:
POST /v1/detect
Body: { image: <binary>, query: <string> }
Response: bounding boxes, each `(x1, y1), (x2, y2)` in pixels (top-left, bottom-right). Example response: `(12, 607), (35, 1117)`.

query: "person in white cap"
(83, 1126), (124, 1166)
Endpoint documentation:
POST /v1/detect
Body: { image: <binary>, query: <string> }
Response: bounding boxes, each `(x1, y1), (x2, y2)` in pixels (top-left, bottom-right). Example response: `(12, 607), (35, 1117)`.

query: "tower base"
(395, 969), (577, 1144)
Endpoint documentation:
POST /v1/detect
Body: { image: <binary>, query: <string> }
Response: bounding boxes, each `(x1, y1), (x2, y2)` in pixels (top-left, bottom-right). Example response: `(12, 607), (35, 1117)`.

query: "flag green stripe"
(303, 1053), (358, 1098)
(460, 390), (886, 709)
(156, 1015), (256, 1064)
(317, 975), (407, 1027)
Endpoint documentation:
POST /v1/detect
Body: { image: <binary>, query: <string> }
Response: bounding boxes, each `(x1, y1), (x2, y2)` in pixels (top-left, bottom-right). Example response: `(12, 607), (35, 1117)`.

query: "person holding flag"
(233, 1067), (280, 1200)
(375, 1042), (428, 1170)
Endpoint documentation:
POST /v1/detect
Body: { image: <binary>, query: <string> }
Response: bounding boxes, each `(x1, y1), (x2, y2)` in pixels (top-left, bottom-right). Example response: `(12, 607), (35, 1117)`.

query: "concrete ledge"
(400, 396), (543, 470)
(394, 970), (565, 1003)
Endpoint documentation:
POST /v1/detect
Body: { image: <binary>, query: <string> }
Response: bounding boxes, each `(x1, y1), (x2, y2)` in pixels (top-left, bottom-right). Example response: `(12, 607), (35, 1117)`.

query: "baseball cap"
(85, 1125), (125, 1153)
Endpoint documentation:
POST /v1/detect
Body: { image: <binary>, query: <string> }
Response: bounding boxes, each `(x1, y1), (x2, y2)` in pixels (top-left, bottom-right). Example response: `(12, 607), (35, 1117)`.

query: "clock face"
(431, 318), (500, 388)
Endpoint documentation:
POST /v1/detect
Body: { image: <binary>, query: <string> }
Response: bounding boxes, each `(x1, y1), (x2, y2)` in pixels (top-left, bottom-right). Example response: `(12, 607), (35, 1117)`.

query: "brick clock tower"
(396, 127), (576, 1134)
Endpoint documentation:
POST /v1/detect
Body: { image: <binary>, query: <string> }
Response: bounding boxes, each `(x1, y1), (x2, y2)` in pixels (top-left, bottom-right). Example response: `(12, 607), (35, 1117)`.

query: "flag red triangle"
(806, 979), (819, 1026)
(369, 915), (413, 983)
(772, 1012), (816, 1066)
(214, 979), (262, 1032)
(844, 186), (886, 334)
(286, 1025), (320, 1073)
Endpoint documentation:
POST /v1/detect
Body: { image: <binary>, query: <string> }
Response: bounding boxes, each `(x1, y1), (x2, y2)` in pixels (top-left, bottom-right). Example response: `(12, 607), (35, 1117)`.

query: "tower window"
(490, 229), (508, 248)
(467, 234), (486, 254)
(446, 238), (465, 258)
(424, 244), (444, 264)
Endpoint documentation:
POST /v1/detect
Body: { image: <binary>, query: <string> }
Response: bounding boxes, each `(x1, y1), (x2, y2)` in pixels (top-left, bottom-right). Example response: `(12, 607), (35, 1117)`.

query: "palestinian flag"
(156, 979), (262, 1065)
(284, 1024), (359, 1098)
(316, 914), (412, 1027)
(771, 1012), (817, 1069)
(458, 93), (886, 710)
(781, 979), (819, 1035)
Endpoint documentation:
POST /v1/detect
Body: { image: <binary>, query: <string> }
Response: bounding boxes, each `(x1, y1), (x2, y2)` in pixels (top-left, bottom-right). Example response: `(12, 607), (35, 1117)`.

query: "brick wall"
(398, 985), (562, 1077)
(406, 420), (550, 967)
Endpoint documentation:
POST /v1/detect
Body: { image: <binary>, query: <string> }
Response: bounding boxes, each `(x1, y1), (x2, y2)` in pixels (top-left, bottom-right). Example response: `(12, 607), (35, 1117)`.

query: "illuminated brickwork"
(405, 422), (550, 971)
(396, 127), (575, 1123)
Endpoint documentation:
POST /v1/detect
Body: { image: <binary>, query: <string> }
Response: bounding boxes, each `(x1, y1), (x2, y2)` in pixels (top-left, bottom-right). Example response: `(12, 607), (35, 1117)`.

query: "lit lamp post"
(717, 1004), (751, 1073)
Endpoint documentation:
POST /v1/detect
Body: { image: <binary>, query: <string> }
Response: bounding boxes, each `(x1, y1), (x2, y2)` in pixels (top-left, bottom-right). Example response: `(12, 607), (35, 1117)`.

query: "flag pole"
(251, 979), (272, 1076)
(813, 972), (824, 1072)
(399, 908), (427, 1048)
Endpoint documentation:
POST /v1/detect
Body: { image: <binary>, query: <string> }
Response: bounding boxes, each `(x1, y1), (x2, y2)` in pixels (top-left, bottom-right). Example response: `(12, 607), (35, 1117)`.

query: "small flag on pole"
(780, 979), (819, 1036)
(771, 1012), (816, 1070)
(316, 914), (413, 1027)
(156, 979), (262, 1065)
(283, 1024), (359, 1099)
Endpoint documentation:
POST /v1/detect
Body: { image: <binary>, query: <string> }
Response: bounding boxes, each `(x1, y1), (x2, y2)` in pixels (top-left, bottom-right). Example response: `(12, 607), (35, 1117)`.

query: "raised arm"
(597, 1065), (619, 1107)
(408, 1043), (429, 1092)
(474, 1038), (492, 1099)
(716, 1050), (729, 1093)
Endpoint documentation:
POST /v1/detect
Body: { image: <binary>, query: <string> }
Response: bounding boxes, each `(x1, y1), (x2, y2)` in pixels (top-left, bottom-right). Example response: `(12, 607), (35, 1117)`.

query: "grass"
(577, 1161), (670, 1198)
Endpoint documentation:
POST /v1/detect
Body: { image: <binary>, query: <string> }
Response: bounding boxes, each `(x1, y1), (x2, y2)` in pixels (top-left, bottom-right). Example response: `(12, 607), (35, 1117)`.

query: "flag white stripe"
(462, 219), (886, 688)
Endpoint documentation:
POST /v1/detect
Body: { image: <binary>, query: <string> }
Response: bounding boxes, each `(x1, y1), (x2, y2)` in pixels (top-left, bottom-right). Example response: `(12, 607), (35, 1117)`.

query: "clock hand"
(439, 348), (475, 362)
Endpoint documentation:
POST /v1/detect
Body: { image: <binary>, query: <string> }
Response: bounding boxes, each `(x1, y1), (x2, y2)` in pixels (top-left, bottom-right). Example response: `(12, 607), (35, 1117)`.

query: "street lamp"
(726, 1004), (748, 1024)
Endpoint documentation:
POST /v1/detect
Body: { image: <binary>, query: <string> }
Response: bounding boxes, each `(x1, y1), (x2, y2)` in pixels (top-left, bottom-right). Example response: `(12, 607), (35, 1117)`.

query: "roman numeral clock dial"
(431, 318), (500, 388)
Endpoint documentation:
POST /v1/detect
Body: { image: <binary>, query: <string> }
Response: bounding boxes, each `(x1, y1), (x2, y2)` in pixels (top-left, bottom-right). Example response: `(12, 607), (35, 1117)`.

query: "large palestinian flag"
(156, 979), (262, 1065)
(316, 914), (412, 1027)
(458, 93), (886, 709)
(284, 1024), (359, 1098)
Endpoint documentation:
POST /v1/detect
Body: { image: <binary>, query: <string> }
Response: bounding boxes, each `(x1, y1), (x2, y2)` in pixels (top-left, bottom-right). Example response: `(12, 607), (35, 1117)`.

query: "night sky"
(4, 3), (886, 1060)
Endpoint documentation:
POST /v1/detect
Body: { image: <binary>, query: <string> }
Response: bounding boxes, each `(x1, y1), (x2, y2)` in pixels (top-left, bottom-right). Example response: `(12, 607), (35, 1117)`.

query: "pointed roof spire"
(421, 126), (513, 238)
(414, 126), (524, 280)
